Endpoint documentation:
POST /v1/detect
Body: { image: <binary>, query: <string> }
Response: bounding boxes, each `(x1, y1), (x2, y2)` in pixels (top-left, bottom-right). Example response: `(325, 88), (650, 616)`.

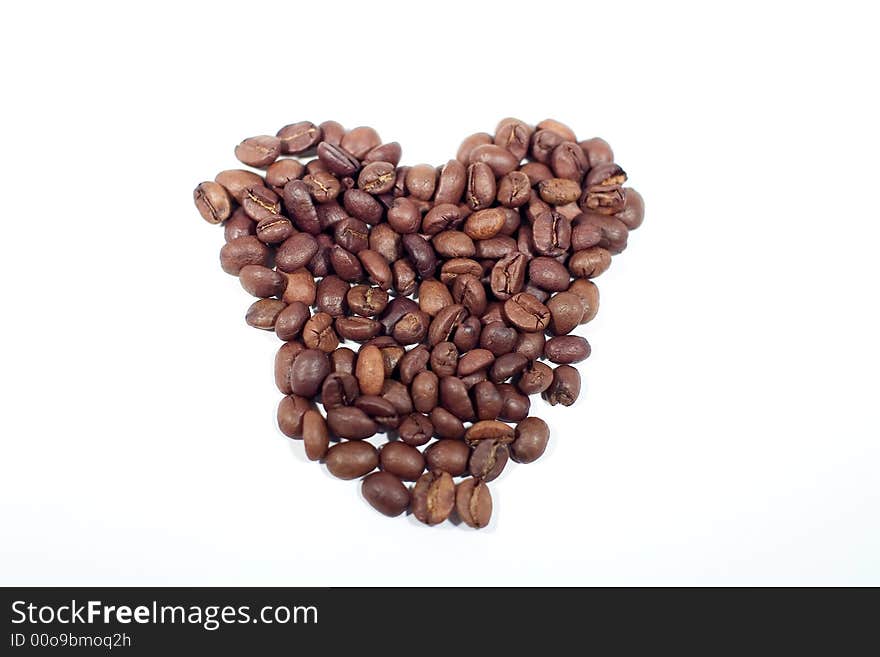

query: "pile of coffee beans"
(194, 118), (644, 528)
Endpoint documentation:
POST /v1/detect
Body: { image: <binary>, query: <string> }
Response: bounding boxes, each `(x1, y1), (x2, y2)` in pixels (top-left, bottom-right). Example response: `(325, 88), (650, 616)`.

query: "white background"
(1, 1), (878, 586)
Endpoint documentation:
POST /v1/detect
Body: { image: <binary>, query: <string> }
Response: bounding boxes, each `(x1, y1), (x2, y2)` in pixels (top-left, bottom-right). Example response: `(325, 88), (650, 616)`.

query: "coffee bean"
(520, 161), (554, 186)
(411, 371), (439, 414)
(440, 376), (475, 420)
(277, 394), (312, 438)
(532, 211), (571, 256)
(479, 322), (518, 357)
(302, 410), (330, 461)
(246, 298), (286, 330)
(529, 257), (571, 292)
(224, 208), (256, 242)
(316, 275), (349, 317)
(512, 417), (550, 464)
(575, 213), (629, 254)
(193, 181), (232, 224)
(474, 381), (503, 420)
(346, 285), (389, 318)
(469, 439), (509, 482)
(495, 118), (532, 160)
(325, 441), (379, 480)
(435, 159), (467, 204)
(330, 347), (356, 376)
(453, 316), (482, 352)
(265, 159), (305, 192)
(398, 345), (429, 385)
(539, 178), (582, 205)
(303, 171), (341, 203)
(579, 136), (614, 167)
(391, 310), (430, 344)
(430, 342), (459, 377)
(235, 135), (281, 168)
(317, 141), (360, 176)
(424, 439), (470, 477)
(465, 162), (496, 210)
(275, 301), (310, 341)
(276, 233), (319, 273)
(457, 348), (495, 377)
(290, 349), (330, 398)
(330, 245), (364, 282)
(418, 279), (454, 317)
(386, 197), (421, 234)
(239, 265), (286, 298)
(490, 352), (529, 383)
(429, 403), (467, 439)
(546, 291), (584, 335)
(536, 118), (577, 142)
(517, 360), (553, 394)
(551, 141), (589, 182)
(355, 344), (385, 396)
(427, 304), (467, 346)
(302, 312), (339, 352)
(469, 143), (519, 176)
(401, 233), (437, 279)
(503, 292), (551, 332)
(381, 379), (414, 417)
(490, 252), (528, 300)
(457, 132), (493, 163)
(422, 203), (463, 235)
(359, 249), (393, 290)
(465, 420), (514, 446)
(327, 406), (378, 440)
(464, 207), (506, 240)
(544, 335), (591, 364)
(399, 413), (434, 447)
(215, 169), (264, 203)
(358, 161), (396, 195)
(362, 471), (410, 517)
(405, 164), (437, 201)
(411, 470), (455, 525)
(321, 373), (360, 409)
(282, 180), (321, 234)
(220, 236), (271, 275)
(256, 215), (294, 244)
(498, 383), (530, 422)
(274, 341), (304, 394)
(456, 478), (492, 529)
(531, 129), (564, 164)
(514, 331), (545, 361)
(380, 442), (425, 481)
(439, 258), (483, 286)
(341, 126), (382, 159)
(277, 121), (321, 154)
(364, 141), (402, 166)
(568, 279), (599, 324)
(369, 224), (401, 263)
(543, 364), (581, 406)
(282, 269), (317, 306)
(615, 187), (644, 230)
(569, 247), (612, 278)
(497, 171), (531, 208)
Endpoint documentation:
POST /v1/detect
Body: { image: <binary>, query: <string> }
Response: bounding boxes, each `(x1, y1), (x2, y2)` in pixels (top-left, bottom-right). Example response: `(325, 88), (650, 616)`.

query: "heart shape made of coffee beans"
(193, 118), (645, 528)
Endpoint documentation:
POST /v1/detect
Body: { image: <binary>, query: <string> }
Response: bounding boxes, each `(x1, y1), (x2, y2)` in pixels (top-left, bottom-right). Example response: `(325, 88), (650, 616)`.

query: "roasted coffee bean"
(386, 197), (421, 234)
(275, 301), (310, 341)
(503, 293), (551, 332)
(424, 440), (470, 477)
(399, 345), (430, 385)
(412, 470), (455, 525)
(239, 265), (287, 298)
(277, 394), (312, 438)
(355, 344), (385, 396)
(457, 132), (493, 163)
(325, 441), (379, 480)
(281, 180), (321, 234)
(341, 126), (382, 159)
(380, 442), (425, 481)
(529, 257), (571, 292)
(430, 341), (459, 377)
(347, 285), (389, 317)
(341, 191), (381, 226)
(490, 252), (528, 300)
(544, 335), (591, 364)
(316, 275), (349, 317)
(418, 279), (454, 317)
(465, 162), (496, 210)
(615, 187), (644, 230)
(316, 200), (347, 231)
(427, 304), (467, 346)
(568, 278), (599, 324)
(479, 322), (518, 356)
(274, 341), (304, 394)
(276, 233), (319, 273)
(429, 406), (466, 439)
(456, 478), (492, 529)
(435, 159), (467, 204)
(579, 136), (614, 167)
(364, 141), (402, 166)
(432, 230), (475, 258)
(411, 371), (439, 414)
(302, 312), (339, 352)
(289, 349), (331, 398)
(362, 471), (409, 517)
(537, 118), (577, 142)
(543, 364), (581, 406)
(547, 291), (584, 335)
(514, 331), (545, 361)
(480, 302), (506, 326)
(569, 247), (612, 278)
(464, 207), (506, 240)
(474, 235), (516, 259)
(556, 202), (582, 221)
(498, 383), (530, 422)
(381, 379), (414, 416)
(399, 413), (434, 447)
(359, 249), (393, 290)
(193, 181), (232, 224)
(334, 217), (369, 253)
(523, 283), (550, 303)
(439, 258), (483, 286)
(311, 235), (336, 275)
(440, 376), (475, 420)
(246, 298), (286, 330)
(256, 215), (294, 244)
(277, 121), (321, 154)
(379, 343), (405, 378)
(465, 420), (515, 446)
(532, 211), (571, 256)
(401, 233), (437, 279)
(422, 203), (463, 235)
(469, 143), (519, 177)
(358, 161), (396, 195)
(575, 213), (629, 254)
(302, 410), (330, 461)
(517, 361), (553, 395)
(495, 118), (532, 160)
(369, 223), (401, 263)
(512, 417), (550, 464)
(235, 135), (280, 168)
(282, 269), (317, 306)
(378, 297), (419, 334)
(355, 395), (398, 427)
(551, 141), (589, 181)
(330, 347), (356, 375)
(452, 316), (482, 352)
(224, 208), (257, 242)
(317, 141), (360, 176)
(215, 169), (264, 203)
(321, 373), (360, 409)
(497, 170), (531, 208)
(469, 439), (509, 482)
(330, 245), (364, 282)
(520, 161), (554, 185)
(457, 348), (495, 377)
(581, 164), (627, 215)
(327, 406), (378, 440)
(490, 352), (529, 383)
(474, 381), (503, 420)
(391, 310), (429, 344)
(265, 159), (305, 192)
(531, 129), (565, 164)
(220, 236), (271, 275)
(405, 164), (436, 201)
(571, 215), (603, 251)
(539, 177), (581, 205)
(304, 171), (341, 203)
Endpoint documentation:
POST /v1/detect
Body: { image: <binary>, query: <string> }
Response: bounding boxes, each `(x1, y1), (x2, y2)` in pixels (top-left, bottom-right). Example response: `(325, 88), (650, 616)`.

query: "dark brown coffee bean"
(512, 417), (550, 464)
(333, 217), (369, 253)
(235, 135), (280, 168)
(480, 302), (506, 326)
(465, 162), (496, 210)
(355, 395), (398, 427)
(429, 407), (465, 439)
(224, 208), (256, 242)
(495, 118), (532, 160)
(302, 312), (339, 352)
(571, 215), (603, 251)
(474, 381), (503, 420)
(568, 279), (599, 324)
(489, 352), (529, 383)
(310, 234), (336, 276)
(282, 269), (317, 306)
(427, 304), (467, 346)
(399, 345), (430, 385)
(544, 335), (591, 364)
(615, 187), (644, 230)
(531, 129), (565, 164)
(275, 301), (310, 341)
(465, 420), (514, 446)
(335, 317), (382, 342)
(551, 141), (589, 182)
(412, 470), (455, 525)
(359, 249), (393, 290)
(457, 348), (495, 377)
(277, 394), (312, 438)
(496, 171), (531, 208)
(330, 245), (364, 281)
(220, 236), (271, 275)
(569, 247), (612, 278)
(390, 310), (428, 344)
(330, 347), (356, 375)
(581, 163), (627, 214)
(529, 256), (571, 292)
(411, 371), (439, 414)
(532, 210), (572, 256)
(546, 291), (584, 335)
(424, 440), (470, 477)
(276, 232), (319, 273)
(422, 203), (463, 235)
(457, 132), (493, 162)
(544, 364), (581, 406)
(381, 379), (413, 417)
(434, 159), (467, 204)
(439, 258), (483, 286)
(523, 283), (550, 303)
(215, 169), (264, 203)
(399, 413), (433, 447)
(428, 341), (457, 378)
(341, 189), (381, 225)
(490, 252), (528, 300)
(362, 471), (409, 517)
(282, 180), (321, 234)
(327, 406), (378, 440)
(433, 231), (476, 258)
(386, 197), (421, 234)
(358, 161), (396, 195)
(538, 177), (582, 205)
(340, 126), (381, 159)
(346, 285), (389, 317)
(498, 383), (530, 422)
(368, 224), (401, 264)
(321, 373), (359, 409)
(517, 361), (553, 395)
(397, 234), (434, 280)
(469, 439), (509, 482)
(440, 376), (474, 421)
(265, 159), (305, 192)
(303, 171), (341, 203)
(289, 349), (331, 398)
(456, 478), (492, 529)
(363, 141), (401, 166)
(316, 275), (349, 317)
(452, 316), (482, 352)
(380, 442), (425, 481)
(353, 344), (383, 396)
(325, 441), (378, 480)
(574, 212), (629, 254)
(520, 161), (554, 186)
(277, 121), (321, 154)
(301, 409), (329, 460)
(317, 141), (360, 176)
(193, 181), (231, 224)
(464, 207), (506, 240)
(579, 136), (614, 167)
(418, 279), (454, 317)
(274, 341), (304, 394)
(479, 322), (517, 356)
(239, 265), (286, 298)
(245, 298), (286, 330)
(537, 118), (577, 142)
(378, 297), (419, 334)
(255, 215), (294, 244)
(514, 331), (545, 361)
(503, 293), (551, 332)
(405, 164), (437, 201)
(469, 143), (519, 177)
